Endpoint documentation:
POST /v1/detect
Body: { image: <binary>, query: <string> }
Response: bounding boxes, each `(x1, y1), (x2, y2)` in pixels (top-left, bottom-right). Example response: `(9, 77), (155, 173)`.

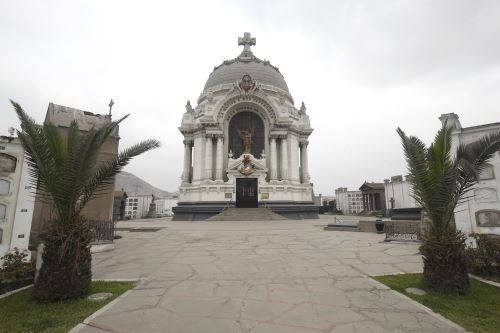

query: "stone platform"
(173, 202), (319, 221)
(80, 218), (466, 333)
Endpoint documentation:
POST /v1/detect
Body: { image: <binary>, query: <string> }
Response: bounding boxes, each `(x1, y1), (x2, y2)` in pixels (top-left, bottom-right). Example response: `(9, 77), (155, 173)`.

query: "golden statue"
(235, 127), (255, 154)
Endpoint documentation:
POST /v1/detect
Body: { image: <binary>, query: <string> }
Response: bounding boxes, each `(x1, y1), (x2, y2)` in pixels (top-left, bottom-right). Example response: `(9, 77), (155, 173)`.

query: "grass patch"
(374, 273), (500, 333)
(0, 280), (135, 333)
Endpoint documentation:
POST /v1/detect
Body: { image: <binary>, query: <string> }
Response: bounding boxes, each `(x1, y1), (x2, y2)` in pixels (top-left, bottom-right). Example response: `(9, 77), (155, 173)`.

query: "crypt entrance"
(236, 178), (258, 208)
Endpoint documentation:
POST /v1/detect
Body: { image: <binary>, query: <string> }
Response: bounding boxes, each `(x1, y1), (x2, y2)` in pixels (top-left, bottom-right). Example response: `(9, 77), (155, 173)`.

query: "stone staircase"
(207, 208), (287, 221)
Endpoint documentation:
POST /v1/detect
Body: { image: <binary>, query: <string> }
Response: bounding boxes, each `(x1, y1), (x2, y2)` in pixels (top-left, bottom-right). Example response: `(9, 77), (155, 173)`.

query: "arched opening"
(228, 111), (265, 159)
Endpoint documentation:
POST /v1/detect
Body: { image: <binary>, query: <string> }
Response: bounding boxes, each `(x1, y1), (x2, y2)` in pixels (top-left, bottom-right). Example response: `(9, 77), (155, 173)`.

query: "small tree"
(397, 123), (500, 294)
(12, 100), (160, 302)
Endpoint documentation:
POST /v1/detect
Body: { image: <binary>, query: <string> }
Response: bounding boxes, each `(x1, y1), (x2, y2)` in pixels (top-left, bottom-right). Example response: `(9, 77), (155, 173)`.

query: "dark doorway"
(236, 178), (258, 208)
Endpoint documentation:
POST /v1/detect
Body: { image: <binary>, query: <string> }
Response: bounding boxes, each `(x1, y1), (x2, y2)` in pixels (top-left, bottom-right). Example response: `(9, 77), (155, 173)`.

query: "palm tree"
(12, 100), (160, 302)
(397, 123), (500, 294)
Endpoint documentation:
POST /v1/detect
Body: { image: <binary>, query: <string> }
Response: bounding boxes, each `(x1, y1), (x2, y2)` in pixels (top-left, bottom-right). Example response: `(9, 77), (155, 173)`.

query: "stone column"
(215, 136), (224, 181)
(182, 139), (192, 183)
(205, 136), (213, 180)
(300, 140), (310, 183)
(270, 137), (278, 180)
(288, 134), (300, 182)
(280, 136), (288, 180)
(192, 134), (205, 181)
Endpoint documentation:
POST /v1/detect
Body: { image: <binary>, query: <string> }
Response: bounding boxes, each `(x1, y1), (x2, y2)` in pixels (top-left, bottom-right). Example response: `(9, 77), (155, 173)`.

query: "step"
(207, 208), (286, 221)
(323, 224), (359, 232)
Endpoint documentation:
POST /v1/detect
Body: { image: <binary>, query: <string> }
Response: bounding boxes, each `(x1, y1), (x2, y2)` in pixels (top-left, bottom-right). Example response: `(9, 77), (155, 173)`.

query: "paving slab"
(76, 218), (466, 333)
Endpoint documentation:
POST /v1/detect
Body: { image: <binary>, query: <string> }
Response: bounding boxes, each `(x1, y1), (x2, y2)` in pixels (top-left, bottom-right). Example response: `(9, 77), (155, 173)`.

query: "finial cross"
(108, 98), (114, 117)
(238, 32), (256, 53)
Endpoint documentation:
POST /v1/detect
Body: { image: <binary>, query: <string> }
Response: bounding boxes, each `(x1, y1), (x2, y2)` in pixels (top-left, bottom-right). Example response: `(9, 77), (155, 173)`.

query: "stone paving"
(78, 218), (466, 333)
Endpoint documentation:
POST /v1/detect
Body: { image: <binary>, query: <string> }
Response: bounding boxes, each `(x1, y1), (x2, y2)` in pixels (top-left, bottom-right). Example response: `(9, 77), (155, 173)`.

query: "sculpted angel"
(235, 127), (255, 154)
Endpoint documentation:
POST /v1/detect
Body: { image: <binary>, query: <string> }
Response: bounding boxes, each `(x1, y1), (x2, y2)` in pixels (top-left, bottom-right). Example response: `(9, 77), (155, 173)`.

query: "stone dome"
(203, 33), (289, 94)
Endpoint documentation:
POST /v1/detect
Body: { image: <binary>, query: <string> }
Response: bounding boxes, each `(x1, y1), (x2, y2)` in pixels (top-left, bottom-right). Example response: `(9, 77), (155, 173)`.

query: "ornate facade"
(174, 33), (316, 220)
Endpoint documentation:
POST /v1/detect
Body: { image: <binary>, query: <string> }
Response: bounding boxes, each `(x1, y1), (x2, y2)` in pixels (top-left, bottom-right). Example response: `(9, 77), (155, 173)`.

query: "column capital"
(183, 139), (193, 145)
(299, 140), (309, 147)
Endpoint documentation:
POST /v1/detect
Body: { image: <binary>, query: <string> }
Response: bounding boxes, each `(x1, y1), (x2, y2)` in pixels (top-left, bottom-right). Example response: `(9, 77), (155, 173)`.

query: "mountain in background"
(115, 171), (177, 198)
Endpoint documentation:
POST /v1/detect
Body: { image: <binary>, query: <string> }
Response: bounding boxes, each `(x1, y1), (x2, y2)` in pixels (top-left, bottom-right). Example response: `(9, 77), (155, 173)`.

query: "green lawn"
(374, 273), (500, 333)
(0, 281), (135, 333)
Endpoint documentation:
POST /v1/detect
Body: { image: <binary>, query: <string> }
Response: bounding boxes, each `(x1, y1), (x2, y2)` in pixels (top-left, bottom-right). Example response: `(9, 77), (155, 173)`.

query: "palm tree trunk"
(420, 227), (470, 294)
(32, 220), (92, 302)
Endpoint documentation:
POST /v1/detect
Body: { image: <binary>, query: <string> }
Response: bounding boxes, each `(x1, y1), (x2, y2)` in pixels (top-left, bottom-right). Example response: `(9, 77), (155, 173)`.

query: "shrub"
(0, 248), (35, 294)
(467, 233), (500, 281)
(0, 247), (34, 280)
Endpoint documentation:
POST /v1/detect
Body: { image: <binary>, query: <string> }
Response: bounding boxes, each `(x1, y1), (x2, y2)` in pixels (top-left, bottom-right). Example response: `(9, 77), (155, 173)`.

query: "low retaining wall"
(358, 220), (378, 232)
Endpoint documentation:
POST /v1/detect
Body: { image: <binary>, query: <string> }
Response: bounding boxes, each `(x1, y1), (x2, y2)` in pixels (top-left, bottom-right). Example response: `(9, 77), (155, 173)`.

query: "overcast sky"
(1, 0), (499, 196)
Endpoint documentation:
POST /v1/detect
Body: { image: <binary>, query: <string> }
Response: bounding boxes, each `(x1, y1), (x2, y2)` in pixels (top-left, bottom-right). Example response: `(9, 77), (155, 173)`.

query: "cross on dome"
(238, 32), (256, 58)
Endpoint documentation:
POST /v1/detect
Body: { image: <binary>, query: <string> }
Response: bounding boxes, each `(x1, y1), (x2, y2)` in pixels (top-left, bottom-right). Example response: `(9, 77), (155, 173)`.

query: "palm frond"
(79, 139), (160, 209)
(398, 122), (500, 231)
(12, 101), (160, 222)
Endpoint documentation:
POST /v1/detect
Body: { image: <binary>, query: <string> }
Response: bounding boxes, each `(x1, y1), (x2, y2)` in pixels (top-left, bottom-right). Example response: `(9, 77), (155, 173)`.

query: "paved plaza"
(77, 218), (466, 333)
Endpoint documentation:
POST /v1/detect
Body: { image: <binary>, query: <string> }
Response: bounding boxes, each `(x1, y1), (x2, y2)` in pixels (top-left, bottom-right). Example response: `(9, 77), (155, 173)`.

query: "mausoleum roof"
(203, 33), (290, 94)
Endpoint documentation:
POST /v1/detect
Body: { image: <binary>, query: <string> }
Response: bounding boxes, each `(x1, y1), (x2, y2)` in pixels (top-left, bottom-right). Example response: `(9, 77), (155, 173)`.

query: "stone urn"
(375, 219), (385, 234)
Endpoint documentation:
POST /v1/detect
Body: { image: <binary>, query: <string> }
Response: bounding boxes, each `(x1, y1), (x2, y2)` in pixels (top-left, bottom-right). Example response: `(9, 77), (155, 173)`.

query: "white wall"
(0, 138), (35, 260)
(9, 156), (35, 252)
(384, 177), (418, 210)
(390, 114), (500, 236)
(155, 198), (178, 216)
(448, 119), (500, 235)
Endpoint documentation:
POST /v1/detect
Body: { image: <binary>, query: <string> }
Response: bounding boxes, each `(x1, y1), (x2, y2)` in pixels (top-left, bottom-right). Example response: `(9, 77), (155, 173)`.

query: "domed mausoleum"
(173, 33), (317, 220)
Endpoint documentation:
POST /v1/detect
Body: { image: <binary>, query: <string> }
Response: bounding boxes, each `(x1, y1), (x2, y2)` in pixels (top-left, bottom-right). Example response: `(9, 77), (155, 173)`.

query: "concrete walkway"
(79, 218), (465, 333)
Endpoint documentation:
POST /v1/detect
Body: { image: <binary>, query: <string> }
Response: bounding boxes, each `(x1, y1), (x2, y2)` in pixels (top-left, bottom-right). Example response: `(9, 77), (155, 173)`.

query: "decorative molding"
(206, 92), (214, 103)
(217, 94), (276, 124)
(237, 74), (257, 94)
(205, 133), (223, 139)
(299, 140), (309, 147)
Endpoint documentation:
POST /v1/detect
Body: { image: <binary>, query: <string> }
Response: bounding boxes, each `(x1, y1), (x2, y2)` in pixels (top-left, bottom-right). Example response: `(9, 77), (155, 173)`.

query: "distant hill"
(115, 171), (177, 199)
